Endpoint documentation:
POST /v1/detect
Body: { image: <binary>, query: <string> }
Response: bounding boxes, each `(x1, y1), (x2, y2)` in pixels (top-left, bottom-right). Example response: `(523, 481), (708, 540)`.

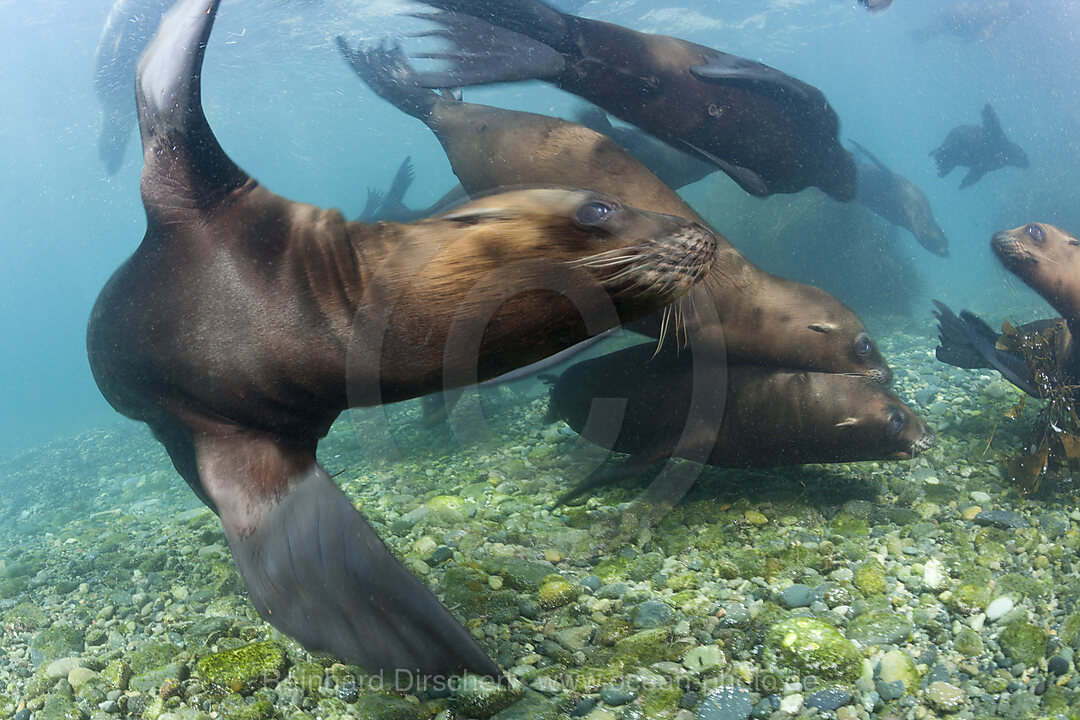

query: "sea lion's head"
(831, 382), (935, 461)
(992, 223), (1080, 321)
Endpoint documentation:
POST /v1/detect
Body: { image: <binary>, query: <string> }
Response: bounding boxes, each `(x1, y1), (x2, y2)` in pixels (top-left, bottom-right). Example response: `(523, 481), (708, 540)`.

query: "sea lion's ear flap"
(808, 323), (836, 334)
(835, 417), (860, 428)
(193, 433), (503, 682)
(981, 103), (1004, 137)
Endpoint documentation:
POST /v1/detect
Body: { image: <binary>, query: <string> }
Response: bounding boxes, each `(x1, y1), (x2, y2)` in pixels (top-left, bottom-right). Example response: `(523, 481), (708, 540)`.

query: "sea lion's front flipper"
(958, 166), (985, 190)
(690, 53), (813, 107)
(136, 0), (249, 214)
(932, 301), (1040, 397)
(981, 103), (1004, 138)
(194, 433), (502, 681)
(406, 11), (565, 88)
(849, 140), (895, 181)
(682, 141), (770, 196)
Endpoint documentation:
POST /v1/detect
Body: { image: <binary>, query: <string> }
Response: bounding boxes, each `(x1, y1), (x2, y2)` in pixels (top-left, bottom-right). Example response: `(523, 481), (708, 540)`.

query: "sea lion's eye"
(887, 412), (904, 437)
(853, 332), (872, 358)
(575, 201), (615, 226)
(1025, 224), (1045, 242)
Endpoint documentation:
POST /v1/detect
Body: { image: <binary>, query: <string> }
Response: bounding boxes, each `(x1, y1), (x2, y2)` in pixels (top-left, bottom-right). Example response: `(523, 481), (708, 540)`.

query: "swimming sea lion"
(851, 141), (948, 257)
(87, 0), (719, 681)
(403, 0), (856, 201)
(933, 223), (1080, 396)
(339, 42), (890, 382)
(93, 0), (174, 174)
(858, 0), (893, 14)
(548, 343), (933, 503)
(930, 104), (1029, 189)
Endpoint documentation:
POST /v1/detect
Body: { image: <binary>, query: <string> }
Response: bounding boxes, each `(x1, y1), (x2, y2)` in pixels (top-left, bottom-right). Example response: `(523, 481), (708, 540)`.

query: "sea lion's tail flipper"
(194, 432), (503, 682)
(932, 301), (1040, 397)
(689, 52), (814, 107)
(405, 10), (565, 89)
(136, 0), (249, 215)
(337, 38), (447, 122)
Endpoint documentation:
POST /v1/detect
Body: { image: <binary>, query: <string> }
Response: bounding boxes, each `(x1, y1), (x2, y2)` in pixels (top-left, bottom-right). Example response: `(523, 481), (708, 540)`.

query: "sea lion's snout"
(991, 227), (1038, 269)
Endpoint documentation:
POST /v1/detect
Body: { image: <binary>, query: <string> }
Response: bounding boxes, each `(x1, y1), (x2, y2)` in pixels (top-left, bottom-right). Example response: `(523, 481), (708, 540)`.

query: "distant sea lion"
(930, 104), (1029, 189)
(548, 343), (933, 503)
(933, 223), (1080, 396)
(93, 0), (174, 174)
(851, 141), (948, 257)
(404, 0), (856, 201)
(911, 1), (1022, 44)
(858, 0), (893, 14)
(339, 42), (890, 382)
(87, 0), (719, 682)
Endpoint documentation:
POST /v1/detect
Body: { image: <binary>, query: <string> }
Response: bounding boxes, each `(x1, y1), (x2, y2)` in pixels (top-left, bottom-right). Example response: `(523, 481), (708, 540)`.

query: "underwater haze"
(4, 1), (1080, 718)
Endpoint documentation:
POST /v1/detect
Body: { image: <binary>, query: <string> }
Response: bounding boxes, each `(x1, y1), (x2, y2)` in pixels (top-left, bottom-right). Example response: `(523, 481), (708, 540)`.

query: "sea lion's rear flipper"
(958, 167), (986, 189)
(194, 432), (503, 681)
(981, 103), (1004, 138)
(337, 38), (446, 122)
(136, 0), (249, 215)
(932, 301), (1040, 397)
(406, 11), (565, 88)
(363, 156), (416, 222)
(690, 53), (813, 107)
(682, 141), (770, 196)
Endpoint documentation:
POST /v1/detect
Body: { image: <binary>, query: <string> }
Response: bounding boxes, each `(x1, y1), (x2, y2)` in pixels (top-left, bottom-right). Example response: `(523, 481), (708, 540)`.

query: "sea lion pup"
(339, 42), (890, 383)
(93, 0), (174, 174)
(87, 0), (719, 682)
(933, 224), (1080, 397)
(547, 343), (933, 504)
(930, 104), (1029, 189)
(401, 0), (856, 201)
(851, 141), (949, 257)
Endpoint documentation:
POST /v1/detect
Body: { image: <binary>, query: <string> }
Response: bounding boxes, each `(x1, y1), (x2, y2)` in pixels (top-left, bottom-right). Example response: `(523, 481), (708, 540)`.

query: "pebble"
(985, 596), (1014, 622)
(804, 688), (851, 711)
(682, 645), (726, 673)
(926, 681), (965, 713)
(779, 693), (803, 714)
(45, 658), (83, 680)
(970, 491), (991, 504)
(632, 600), (674, 629)
(1048, 655), (1070, 675)
(973, 510), (1029, 529)
(599, 686), (635, 706)
(779, 584), (812, 609)
(695, 686), (752, 720)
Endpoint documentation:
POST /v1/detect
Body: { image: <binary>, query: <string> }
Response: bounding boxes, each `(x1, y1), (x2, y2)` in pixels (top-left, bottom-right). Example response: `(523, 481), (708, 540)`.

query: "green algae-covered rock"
(1061, 611), (1080, 646)
(925, 681), (964, 713)
(480, 557), (555, 592)
(287, 662), (324, 693)
(999, 620), (1048, 667)
(101, 658), (132, 691)
(877, 649), (920, 695)
(852, 561), (887, 595)
(195, 642), (287, 694)
(29, 625), (84, 667)
(627, 552), (664, 582)
(0, 696), (17, 719)
(130, 662), (188, 694)
(767, 617), (862, 683)
(456, 675), (524, 718)
(221, 693), (274, 720)
(537, 575), (577, 609)
(129, 642), (182, 674)
(352, 694), (430, 720)
(38, 693), (84, 720)
(641, 687), (682, 719)
(846, 611), (913, 647)
(595, 618), (634, 647)
(829, 513), (870, 538)
(954, 628), (984, 657)
(948, 584), (990, 616)
(4, 602), (47, 631)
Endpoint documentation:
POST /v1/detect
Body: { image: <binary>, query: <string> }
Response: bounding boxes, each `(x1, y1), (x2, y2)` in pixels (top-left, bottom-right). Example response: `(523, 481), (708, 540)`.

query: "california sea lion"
(339, 42), (890, 382)
(87, 0), (719, 681)
(93, 0), (174, 174)
(933, 224), (1080, 396)
(930, 104), (1029, 189)
(851, 141), (949, 257)
(548, 343), (933, 503)
(403, 0), (856, 201)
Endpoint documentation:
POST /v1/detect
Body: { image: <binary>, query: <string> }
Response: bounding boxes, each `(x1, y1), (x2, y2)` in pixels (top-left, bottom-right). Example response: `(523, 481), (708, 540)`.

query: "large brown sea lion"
(930, 104), (1029, 189)
(933, 224), (1080, 396)
(86, 0), (719, 682)
(547, 343), (933, 503)
(403, 0), (856, 201)
(339, 42), (890, 383)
